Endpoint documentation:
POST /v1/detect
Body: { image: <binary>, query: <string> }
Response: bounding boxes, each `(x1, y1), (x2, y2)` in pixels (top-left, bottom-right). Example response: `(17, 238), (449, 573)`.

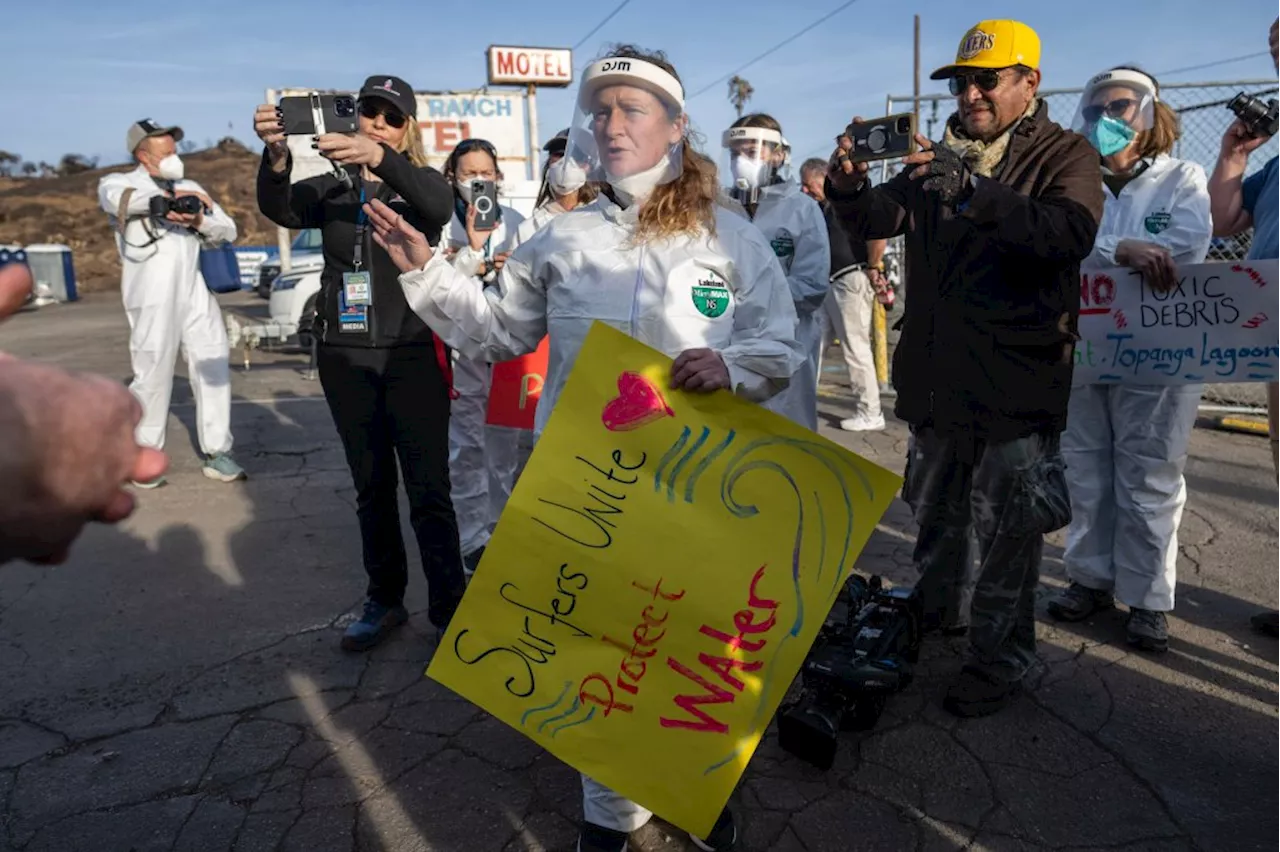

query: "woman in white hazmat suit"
(441, 139), (526, 573)
(723, 114), (831, 431)
(365, 44), (803, 852)
(1047, 67), (1212, 652)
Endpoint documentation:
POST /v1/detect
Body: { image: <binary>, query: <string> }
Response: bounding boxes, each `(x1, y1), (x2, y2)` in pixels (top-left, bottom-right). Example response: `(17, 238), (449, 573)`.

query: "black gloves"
(919, 145), (975, 207)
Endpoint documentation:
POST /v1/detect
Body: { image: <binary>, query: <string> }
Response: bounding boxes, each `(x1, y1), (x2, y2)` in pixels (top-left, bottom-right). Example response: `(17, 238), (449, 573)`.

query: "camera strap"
(353, 186), (367, 271)
(115, 187), (165, 250)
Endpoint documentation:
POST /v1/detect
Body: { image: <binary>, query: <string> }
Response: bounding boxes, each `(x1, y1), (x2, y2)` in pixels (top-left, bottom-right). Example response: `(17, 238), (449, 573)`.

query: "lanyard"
(353, 186), (367, 271)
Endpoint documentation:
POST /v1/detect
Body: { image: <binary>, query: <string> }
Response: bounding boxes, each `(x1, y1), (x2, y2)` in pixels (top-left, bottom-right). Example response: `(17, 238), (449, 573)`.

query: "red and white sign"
(487, 46), (573, 87)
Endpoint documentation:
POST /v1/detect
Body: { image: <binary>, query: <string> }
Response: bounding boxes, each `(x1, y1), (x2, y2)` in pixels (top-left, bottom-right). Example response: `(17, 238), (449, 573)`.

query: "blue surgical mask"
(1088, 116), (1136, 157)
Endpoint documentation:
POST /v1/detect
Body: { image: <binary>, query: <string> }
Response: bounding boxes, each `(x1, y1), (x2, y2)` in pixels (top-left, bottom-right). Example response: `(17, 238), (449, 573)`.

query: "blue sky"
(1, 0), (1276, 172)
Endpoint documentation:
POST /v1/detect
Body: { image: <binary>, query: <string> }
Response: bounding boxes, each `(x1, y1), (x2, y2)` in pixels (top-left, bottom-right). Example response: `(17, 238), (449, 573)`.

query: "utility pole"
(913, 14), (921, 126)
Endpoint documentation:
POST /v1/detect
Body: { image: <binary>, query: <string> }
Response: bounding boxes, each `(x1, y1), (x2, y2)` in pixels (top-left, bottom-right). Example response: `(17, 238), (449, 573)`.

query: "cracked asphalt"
(1, 293), (1276, 852)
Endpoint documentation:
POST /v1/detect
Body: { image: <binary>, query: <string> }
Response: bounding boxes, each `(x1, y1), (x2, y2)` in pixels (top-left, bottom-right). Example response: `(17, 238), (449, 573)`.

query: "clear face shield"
(563, 57), (687, 201)
(722, 126), (784, 204)
(1071, 69), (1158, 157)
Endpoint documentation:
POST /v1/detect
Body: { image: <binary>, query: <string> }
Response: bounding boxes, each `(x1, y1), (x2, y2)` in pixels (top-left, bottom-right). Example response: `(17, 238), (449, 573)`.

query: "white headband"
(722, 126), (784, 148)
(1087, 68), (1159, 102)
(579, 57), (686, 110)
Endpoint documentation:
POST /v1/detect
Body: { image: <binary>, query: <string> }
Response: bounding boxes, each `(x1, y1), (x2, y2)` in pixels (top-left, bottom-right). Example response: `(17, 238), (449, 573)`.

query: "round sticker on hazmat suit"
(689, 271), (733, 318)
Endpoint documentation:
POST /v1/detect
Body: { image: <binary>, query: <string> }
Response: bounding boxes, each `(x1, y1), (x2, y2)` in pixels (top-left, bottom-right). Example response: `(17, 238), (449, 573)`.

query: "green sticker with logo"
(1144, 211), (1171, 234)
(770, 233), (796, 258)
(692, 277), (730, 318)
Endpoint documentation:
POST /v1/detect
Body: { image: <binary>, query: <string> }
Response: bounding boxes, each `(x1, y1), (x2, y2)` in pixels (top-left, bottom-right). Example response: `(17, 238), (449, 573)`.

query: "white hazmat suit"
(743, 181), (831, 430)
(1064, 154), (1212, 612)
(98, 166), (236, 455)
(445, 206), (526, 561)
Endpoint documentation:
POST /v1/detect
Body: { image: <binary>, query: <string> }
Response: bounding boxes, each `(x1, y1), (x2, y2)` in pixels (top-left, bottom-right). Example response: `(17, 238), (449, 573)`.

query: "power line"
(572, 0), (632, 51)
(1154, 51), (1270, 78)
(687, 0), (862, 100)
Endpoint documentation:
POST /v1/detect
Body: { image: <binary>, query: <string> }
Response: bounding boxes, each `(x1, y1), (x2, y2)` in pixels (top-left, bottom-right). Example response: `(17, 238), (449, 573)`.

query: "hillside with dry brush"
(0, 140), (285, 293)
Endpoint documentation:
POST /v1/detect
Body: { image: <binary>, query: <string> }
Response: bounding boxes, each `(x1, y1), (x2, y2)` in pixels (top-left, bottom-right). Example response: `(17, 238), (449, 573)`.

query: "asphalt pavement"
(0, 292), (1276, 852)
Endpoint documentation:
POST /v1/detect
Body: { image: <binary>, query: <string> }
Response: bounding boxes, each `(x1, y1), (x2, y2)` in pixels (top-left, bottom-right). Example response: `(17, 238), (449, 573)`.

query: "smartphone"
(279, 93), (359, 136)
(471, 180), (499, 231)
(844, 113), (918, 164)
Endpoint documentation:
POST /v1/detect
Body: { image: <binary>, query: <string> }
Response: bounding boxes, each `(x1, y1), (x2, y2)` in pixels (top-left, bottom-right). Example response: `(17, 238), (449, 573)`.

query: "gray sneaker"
(1126, 609), (1169, 653)
(1046, 583), (1115, 622)
(203, 453), (246, 483)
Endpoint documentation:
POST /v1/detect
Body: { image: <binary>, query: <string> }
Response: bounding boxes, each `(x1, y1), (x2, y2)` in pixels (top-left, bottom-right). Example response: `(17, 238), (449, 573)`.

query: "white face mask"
(156, 153), (184, 181)
(730, 155), (768, 189)
(455, 180), (474, 203)
(547, 158), (588, 197)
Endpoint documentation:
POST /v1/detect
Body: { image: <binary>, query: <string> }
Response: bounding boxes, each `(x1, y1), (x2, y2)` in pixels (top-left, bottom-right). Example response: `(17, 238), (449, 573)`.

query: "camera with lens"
(776, 574), (923, 770)
(149, 194), (205, 219)
(1227, 92), (1279, 139)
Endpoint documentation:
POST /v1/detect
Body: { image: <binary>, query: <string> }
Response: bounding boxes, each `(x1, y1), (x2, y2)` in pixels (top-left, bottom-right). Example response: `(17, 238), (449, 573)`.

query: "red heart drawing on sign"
(601, 371), (675, 432)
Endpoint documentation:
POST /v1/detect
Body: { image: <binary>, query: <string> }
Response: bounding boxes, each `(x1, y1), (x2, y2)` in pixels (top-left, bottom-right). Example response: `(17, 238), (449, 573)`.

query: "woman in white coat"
(441, 139), (526, 573)
(722, 113), (831, 431)
(1048, 67), (1212, 652)
(366, 44), (802, 852)
(512, 128), (600, 246)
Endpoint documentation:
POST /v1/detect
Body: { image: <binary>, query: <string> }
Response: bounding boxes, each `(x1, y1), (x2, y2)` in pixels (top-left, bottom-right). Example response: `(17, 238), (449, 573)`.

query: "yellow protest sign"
(427, 322), (901, 837)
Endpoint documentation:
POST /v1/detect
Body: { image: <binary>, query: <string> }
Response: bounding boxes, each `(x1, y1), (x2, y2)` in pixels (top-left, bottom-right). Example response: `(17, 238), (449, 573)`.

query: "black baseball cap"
(543, 128), (570, 153)
(359, 76), (417, 118)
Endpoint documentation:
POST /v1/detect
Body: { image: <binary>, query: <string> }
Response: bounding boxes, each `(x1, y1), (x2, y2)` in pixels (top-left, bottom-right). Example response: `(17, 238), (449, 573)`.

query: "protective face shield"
(563, 56), (687, 202)
(721, 126), (784, 204)
(1072, 68), (1158, 157)
(779, 135), (793, 180)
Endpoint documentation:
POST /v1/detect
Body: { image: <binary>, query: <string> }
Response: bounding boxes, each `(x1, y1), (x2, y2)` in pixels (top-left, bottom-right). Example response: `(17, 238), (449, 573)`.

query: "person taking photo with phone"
(722, 114), (830, 431)
(363, 44), (802, 852)
(1047, 67), (1212, 653)
(98, 119), (244, 487)
(253, 75), (466, 652)
(1207, 16), (1280, 637)
(439, 139), (527, 575)
(828, 20), (1103, 717)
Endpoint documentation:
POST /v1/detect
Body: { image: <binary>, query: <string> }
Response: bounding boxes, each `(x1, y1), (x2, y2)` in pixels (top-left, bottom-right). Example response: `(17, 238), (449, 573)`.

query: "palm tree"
(728, 76), (754, 118)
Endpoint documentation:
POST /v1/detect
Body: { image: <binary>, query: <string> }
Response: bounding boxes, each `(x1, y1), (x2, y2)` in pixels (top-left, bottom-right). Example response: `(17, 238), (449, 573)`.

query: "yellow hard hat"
(930, 20), (1041, 80)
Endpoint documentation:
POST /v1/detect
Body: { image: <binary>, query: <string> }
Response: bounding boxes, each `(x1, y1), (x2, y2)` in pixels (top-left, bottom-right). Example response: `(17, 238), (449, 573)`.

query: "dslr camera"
(1227, 92), (1279, 139)
(149, 194), (205, 219)
(776, 574), (923, 770)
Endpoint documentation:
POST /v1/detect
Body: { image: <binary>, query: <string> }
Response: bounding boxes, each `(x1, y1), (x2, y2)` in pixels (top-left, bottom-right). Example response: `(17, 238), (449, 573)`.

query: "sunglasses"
(358, 101), (407, 129)
(948, 69), (1006, 96)
(1082, 98), (1138, 123)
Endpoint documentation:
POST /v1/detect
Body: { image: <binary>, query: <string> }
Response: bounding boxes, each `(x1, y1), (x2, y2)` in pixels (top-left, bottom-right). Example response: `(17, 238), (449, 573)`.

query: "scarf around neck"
(943, 98), (1040, 178)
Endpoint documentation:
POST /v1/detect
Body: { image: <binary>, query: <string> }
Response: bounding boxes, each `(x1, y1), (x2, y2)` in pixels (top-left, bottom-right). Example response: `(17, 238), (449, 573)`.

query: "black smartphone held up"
(844, 113), (918, 164)
(471, 180), (499, 231)
(279, 93), (359, 136)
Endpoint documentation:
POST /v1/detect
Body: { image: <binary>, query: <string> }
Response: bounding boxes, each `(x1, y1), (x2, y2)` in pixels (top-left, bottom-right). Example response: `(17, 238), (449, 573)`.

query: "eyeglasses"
(1082, 98), (1138, 123)
(948, 69), (1006, 96)
(358, 101), (407, 129)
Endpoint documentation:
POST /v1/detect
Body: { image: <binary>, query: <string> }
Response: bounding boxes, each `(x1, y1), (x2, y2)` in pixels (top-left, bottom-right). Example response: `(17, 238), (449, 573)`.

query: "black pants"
(903, 426), (1071, 683)
(318, 344), (465, 628)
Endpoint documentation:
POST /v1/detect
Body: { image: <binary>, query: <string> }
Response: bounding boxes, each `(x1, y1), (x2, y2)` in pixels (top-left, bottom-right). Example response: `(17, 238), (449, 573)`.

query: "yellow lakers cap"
(930, 20), (1041, 80)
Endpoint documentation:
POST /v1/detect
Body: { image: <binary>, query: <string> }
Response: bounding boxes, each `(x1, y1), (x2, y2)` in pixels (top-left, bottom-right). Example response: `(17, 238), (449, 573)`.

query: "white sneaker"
(839, 413), (886, 432)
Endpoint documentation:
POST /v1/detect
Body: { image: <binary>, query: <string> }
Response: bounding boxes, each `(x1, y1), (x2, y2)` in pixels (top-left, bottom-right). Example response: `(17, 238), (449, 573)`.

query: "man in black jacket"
(827, 20), (1103, 716)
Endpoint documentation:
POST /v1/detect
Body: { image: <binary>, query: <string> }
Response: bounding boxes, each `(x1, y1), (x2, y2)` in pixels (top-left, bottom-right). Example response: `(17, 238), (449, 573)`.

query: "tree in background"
(57, 154), (98, 176)
(728, 76), (754, 118)
(0, 151), (20, 178)
(21, 162), (37, 178)
(179, 139), (197, 154)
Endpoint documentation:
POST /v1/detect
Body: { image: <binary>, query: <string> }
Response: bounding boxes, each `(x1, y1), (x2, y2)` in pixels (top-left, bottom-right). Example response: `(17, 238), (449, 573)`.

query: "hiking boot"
(1046, 583), (1115, 622)
(340, 599), (408, 652)
(203, 453), (246, 482)
(690, 806), (738, 851)
(577, 823), (629, 852)
(943, 665), (1023, 718)
(1126, 609), (1169, 653)
(1251, 609), (1279, 637)
(131, 475), (167, 490)
(839, 412), (886, 432)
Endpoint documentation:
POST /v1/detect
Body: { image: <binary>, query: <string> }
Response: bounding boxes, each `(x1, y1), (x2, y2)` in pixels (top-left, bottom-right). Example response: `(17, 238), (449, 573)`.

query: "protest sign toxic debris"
(427, 322), (901, 837)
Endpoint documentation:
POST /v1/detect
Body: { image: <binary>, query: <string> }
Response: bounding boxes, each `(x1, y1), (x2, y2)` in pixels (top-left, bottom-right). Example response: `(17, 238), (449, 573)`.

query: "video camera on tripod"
(776, 573), (923, 770)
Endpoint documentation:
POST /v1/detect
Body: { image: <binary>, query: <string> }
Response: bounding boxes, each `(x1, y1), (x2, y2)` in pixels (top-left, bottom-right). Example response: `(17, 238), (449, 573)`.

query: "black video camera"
(1227, 92), (1279, 139)
(776, 574), (923, 770)
(149, 194), (205, 219)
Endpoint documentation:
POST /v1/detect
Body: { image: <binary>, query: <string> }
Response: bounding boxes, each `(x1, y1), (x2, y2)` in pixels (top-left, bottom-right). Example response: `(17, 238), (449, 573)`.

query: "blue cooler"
(22, 244), (78, 302)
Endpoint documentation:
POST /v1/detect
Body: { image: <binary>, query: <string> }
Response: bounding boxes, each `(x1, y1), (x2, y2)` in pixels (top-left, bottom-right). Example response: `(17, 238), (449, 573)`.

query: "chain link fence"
(879, 79), (1279, 410)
